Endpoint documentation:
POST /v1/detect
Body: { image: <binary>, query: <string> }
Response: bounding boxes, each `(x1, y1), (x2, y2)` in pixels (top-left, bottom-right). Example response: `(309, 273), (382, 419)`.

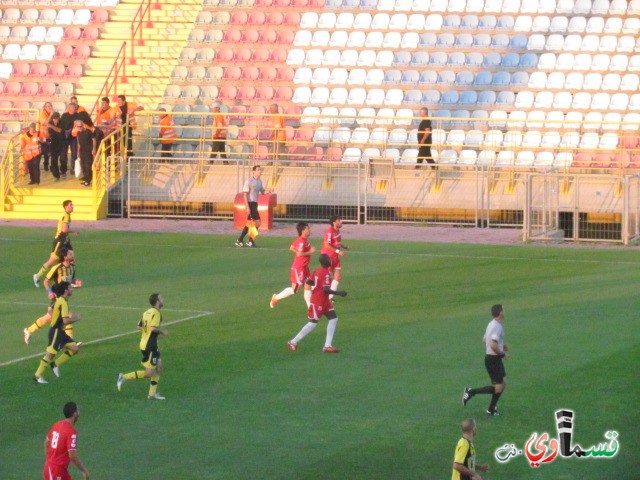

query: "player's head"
(57, 247), (69, 262)
(296, 222), (309, 237)
(53, 281), (72, 298)
(252, 165), (262, 177)
(491, 304), (504, 319)
(329, 215), (342, 228)
(461, 418), (476, 434)
(62, 199), (73, 210)
(319, 254), (332, 268)
(149, 293), (164, 309)
(63, 401), (79, 421)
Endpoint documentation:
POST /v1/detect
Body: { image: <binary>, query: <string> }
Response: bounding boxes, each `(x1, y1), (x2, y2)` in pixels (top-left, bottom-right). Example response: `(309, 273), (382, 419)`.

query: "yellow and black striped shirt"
(46, 262), (75, 286)
(55, 212), (71, 240)
(50, 297), (69, 329)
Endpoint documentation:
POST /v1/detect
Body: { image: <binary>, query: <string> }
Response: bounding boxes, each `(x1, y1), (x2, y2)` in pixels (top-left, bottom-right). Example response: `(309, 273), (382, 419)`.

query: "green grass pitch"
(1, 226), (638, 479)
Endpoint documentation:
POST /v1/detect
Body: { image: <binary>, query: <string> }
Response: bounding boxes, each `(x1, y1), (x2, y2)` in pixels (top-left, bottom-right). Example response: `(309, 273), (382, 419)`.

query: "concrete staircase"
(74, 0), (202, 111)
(2, 183), (102, 221)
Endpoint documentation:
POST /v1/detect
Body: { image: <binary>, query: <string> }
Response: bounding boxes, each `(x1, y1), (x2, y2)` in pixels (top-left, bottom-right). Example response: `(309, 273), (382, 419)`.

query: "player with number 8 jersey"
(44, 401), (89, 480)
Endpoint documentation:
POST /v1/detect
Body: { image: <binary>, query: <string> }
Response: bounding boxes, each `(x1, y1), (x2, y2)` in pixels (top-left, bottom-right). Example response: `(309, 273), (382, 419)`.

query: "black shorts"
(247, 202), (260, 221)
(141, 349), (161, 368)
(51, 236), (72, 255)
(485, 354), (506, 384)
(47, 327), (74, 353)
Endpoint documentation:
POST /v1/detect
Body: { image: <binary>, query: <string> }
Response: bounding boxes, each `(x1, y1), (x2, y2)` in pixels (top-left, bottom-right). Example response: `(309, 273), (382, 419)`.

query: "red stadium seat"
(81, 26), (100, 41)
(13, 63), (31, 77)
(223, 29), (241, 43)
(326, 146), (343, 161)
(252, 144), (270, 160)
(258, 30), (277, 44)
(288, 146), (306, 160)
(274, 86), (293, 101)
(90, 9), (109, 25)
(258, 66), (277, 82)
(38, 82), (57, 96)
(46, 64), (65, 77)
(233, 48), (251, 62)
(215, 47), (233, 62)
(237, 86), (256, 101)
(274, 0), (291, 5)
(64, 64), (83, 78)
(308, 146), (324, 161)
(55, 44), (73, 59)
(283, 12), (300, 26)
(276, 30), (294, 44)
(266, 12), (283, 25)
(241, 30), (259, 44)
(593, 153), (612, 168)
(230, 11), (248, 25)
(63, 26), (82, 41)
(72, 45), (90, 60)
(240, 67), (259, 81)
(20, 82), (39, 96)
(256, 86), (274, 101)
(270, 49), (288, 63)
(217, 85), (237, 101)
(248, 12), (266, 25)
(223, 66), (241, 81)
(251, 48), (270, 63)
(255, 0), (273, 6)
(292, 0), (309, 5)
(572, 152), (593, 167)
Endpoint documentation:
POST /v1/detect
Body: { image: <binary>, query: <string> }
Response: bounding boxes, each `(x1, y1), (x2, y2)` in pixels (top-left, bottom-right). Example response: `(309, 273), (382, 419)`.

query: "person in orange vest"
(114, 94), (143, 158)
(68, 96), (87, 114)
(21, 123), (44, 185)
(209, 102), (228, 164)
(95, 97), (116, 137)
(268, 103), (285, 162)
(38, 102), (54, 171)
(158, 108), (177, 159)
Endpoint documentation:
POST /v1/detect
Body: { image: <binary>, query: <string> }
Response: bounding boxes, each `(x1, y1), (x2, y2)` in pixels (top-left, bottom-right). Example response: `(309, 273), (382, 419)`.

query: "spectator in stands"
(60, 103), (92, 177)
(416, 107), (434, 169)
(268, 104), (285, 163)
(114, 94), (143, 158)
(158, 108), (177, 159)
(95, 97), (116, 137)
(73, 120), (103, 187)
(68, 96), (87, 114)
(47, 112), (65, 181)
(209, 102), (228, 164)
(21, 123), (44, 185)
(38, 102), (54, 172)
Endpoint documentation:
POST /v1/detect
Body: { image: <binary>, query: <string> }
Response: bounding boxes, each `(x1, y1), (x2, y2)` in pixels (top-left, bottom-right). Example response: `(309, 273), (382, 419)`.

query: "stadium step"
(2, 186), (103, 221)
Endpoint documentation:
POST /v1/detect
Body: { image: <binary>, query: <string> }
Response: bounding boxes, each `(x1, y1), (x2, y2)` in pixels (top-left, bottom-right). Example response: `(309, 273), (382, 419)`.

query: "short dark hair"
(252, 165), (261, 172)
(491, 304), (503, 318)
(63, 199), (73, 208)
(101, 97), (109, 104)
(118, 94), (126, 102)
(57, 248), (69, 261)
(319, 254), (331, 268)
(149, 293), (161, 306)
(329, 215), (341, 225)
(296, 222), (309, 236)
(53, 281), (70, 297)
(63, 401), (78, 418)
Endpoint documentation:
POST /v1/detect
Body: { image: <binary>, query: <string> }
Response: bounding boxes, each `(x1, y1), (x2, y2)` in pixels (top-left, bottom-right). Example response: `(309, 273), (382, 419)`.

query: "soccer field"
(1, 226), (638, 480)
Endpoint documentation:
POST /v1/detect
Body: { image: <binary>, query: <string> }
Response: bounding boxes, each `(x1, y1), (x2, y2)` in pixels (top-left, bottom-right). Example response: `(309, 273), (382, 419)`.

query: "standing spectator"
(95, 96), (116, 137)
(209, 102), (228, 163)
(38, 102), (54, 171)
(117, 293), (168, 400)
(158, 108), (177, 159)
(416, 107), (434, 168)
(270, 222), (315, 309)
(59, 103), (91, 176)
(43, 401), (90, 480)
(452, 418), (490, 480)
(320, 215), (349, 300)
(68, 95), (87, 114)
(21, 123), (43, 185)
(234, 165), (271, 248)
(47, 112), (64, 180)
(72, 120), (95, 187)
(33, 281), (82, 384)
(268, 103), (285, 162)
(463, 304), (510, 416)
(287, 254), (347, 353)
(113, 94), (143, 158)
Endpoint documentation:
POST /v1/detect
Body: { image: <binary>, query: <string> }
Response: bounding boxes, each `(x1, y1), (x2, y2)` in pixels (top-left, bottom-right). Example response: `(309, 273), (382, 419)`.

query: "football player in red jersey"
(43, 401), (89, 480)
(270, 222), (316, 309)
(287, 254), (347, 353)
(320, 215), (349, 299)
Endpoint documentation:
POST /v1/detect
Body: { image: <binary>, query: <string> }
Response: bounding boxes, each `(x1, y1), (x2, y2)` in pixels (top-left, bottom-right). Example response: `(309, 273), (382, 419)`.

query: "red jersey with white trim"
(291, 236), (312, 269)
(320, 226), (341, 255)
(45, 420), (78, 468)
(309, 265), (332, 306)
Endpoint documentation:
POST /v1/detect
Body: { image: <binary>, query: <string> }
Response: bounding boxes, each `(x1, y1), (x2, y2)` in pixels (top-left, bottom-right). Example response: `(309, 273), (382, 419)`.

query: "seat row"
(0, 8), (107, 26)
(0, 62), (83, 79)
(1, 80), (74, 97)
(195, 10), (300, 26)
(1, 43), (90, 61)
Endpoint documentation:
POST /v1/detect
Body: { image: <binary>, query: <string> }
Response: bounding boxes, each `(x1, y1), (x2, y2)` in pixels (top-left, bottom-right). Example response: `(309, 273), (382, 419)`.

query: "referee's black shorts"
(485, 354), (506, 384)
(247, 202), (260, 221)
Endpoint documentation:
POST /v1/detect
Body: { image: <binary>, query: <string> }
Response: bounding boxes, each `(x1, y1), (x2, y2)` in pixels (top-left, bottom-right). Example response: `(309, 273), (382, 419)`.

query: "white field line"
(0, 306), (212, 368)
(2, 236), (639, 266)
